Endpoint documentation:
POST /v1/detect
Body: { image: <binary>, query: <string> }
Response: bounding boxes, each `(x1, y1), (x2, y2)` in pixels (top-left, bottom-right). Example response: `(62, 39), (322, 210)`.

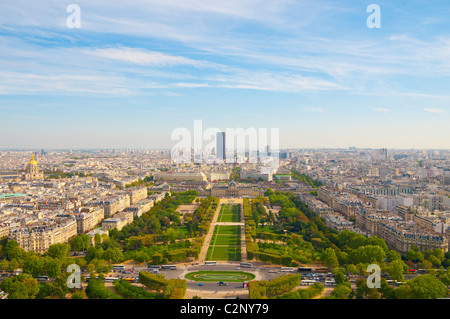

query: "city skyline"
(1, 0), (449, 149)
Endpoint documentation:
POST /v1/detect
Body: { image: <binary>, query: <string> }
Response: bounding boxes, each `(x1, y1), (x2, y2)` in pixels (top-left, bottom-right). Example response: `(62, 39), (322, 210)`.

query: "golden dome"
(29, 155), (37, 166)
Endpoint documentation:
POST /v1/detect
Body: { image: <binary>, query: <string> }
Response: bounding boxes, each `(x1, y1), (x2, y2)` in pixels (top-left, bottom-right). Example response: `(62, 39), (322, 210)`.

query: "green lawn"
(185, 271), (255, 282)
(206, 225), (241, 261)
(217, 204), (241, 223)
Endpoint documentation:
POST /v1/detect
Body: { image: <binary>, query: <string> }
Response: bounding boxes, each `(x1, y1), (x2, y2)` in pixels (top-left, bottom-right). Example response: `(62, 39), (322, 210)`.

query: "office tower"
(216, 132), (226, 161)
(379, 148), (387, 161)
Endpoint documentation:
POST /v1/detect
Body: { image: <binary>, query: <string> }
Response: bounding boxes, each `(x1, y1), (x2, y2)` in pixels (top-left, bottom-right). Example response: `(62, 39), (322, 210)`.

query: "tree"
(71, 291), (87, 299)
(379, 278), (396, 299)
(70, 234), (91, 252)
(401, 274), (448, 299)
(36, 274), (69, 299)
(5, 240), (26, 262)
(418, 259), (433, 270)
(426, 255), (442, 267)
(366, 288), (382, 299)
(345, 264), (359, 275)
(102, 247), (124, 264)
(321, 248), (339, 270)
(395, 284), (413, 299)
(386, 250), (402, 262)
(164, 228), (179, 244)
(0, 273), (39, 299)
(330, 283), (352, 299)
(355, 278), (369, 299)
(22, 256), (45, 277)
(46, 243), (70, 260)
(406, 245), (424, 263)
(438, 273), (450, 287)
(348, 245), (386, 265)
(85, 277), (121, 299)
(44, 258), (62, 278)
(387, 259), (408, 282)
(94, 233), (102, 246)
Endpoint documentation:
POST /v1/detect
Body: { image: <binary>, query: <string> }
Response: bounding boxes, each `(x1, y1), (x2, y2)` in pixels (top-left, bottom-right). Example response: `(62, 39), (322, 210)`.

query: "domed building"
(22, 155), (44, 180)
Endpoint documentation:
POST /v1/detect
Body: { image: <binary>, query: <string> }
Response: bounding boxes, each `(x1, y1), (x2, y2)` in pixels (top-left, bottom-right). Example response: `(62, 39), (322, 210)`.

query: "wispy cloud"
(87, 47), (218, 68)
(424, 107), (447, 114)
(369, 106), (389, 113)
(305, 107), (326, 113)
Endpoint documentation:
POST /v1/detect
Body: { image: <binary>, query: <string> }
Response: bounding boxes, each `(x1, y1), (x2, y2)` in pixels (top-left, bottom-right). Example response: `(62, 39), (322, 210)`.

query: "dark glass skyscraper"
(216, 132), (225, 161)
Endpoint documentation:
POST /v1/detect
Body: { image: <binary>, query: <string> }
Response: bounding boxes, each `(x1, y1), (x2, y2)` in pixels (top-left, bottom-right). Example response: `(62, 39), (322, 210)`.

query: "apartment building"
(75, 206), (104, 234)
(323, 214), (354, 232)
(154, 172), (207, 182)
(92, 194), (131, 217)
(378, 221), (448, 255)
(101, 211), (133, 231)
(394, 205), (413, 222)
(355, 209), (401, 237)
(297, 193), (333, 217)
(413, 194), (450, 212)
(125, 199), (154, 218)
(9, 216), (77, 254)
(125, 187), (147, 205)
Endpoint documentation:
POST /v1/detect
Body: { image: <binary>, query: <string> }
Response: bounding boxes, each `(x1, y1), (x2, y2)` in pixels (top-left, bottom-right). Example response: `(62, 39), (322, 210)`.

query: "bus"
(112, 265), (125, 271)
(315, 268), (329, 273)
(298, 267), (312, 272)
(325, 280), (337, 286)
(408, 269), (416, 273)
(240, 262), (252, 268)
(104, 277), (119, 282)
(204, 261), (216, 266)
(418, 269), (429, 274)
(161, 265), (177, 270)
(147, 265), (161, 270)
(280, 267), (295, 272)
(301, 280), (317, 286)
(123, 278), (135, 283)
(37, 276), (49, 282)
(395, 281), (406, 286)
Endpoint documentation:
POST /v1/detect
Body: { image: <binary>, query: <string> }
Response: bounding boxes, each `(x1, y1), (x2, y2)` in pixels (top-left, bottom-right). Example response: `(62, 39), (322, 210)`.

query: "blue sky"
(0, 0), (449, 149)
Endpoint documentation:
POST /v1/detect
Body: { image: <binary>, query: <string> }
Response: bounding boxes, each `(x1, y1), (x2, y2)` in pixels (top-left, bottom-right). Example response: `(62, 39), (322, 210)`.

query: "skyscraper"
(216, 132), (226, 161)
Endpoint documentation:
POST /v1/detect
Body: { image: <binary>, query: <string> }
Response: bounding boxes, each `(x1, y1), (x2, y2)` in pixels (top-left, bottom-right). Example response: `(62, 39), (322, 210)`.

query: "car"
(235, 267), (241, 270)
(198, 283), (204, 286)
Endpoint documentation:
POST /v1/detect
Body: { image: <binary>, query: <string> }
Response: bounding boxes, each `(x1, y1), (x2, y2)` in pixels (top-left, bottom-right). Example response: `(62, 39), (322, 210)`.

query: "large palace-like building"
(22, 155), (44, 180)
(210, 180), (264, 198)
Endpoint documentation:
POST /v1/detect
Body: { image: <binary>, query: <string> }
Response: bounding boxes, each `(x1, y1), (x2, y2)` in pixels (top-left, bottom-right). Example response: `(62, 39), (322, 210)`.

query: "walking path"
(198, 198), (222, 263)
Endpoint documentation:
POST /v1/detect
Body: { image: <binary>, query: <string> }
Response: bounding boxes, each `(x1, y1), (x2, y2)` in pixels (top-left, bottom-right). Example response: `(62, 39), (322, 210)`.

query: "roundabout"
(185, 271), (255, 282)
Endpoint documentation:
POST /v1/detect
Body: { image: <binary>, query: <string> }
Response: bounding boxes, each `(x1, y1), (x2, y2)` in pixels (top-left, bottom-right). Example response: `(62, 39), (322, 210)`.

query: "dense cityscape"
(0, 147), (449, 300)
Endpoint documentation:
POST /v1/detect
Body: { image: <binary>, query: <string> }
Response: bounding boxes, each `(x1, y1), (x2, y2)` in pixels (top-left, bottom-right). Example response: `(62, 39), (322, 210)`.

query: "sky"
(0, 0), (449, 150)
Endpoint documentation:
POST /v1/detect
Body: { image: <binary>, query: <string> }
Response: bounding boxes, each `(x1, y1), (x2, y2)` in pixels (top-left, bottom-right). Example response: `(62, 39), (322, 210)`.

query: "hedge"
(274, 282), (324, 299)
(139, 272), (187, 299)
(139, 272), (168, 292)
(248, 274), (302, 299)
(113, 279), (163, 299)
(163, 279), (187, 299)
